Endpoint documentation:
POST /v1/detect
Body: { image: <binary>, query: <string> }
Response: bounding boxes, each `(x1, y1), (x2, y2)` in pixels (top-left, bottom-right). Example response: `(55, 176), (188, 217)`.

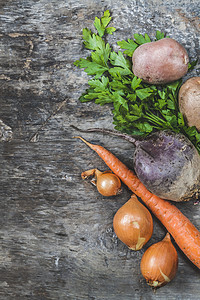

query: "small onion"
(113, 194), (153, 250)
(140, 233), (178, 288)
(81, 168), (121, 196)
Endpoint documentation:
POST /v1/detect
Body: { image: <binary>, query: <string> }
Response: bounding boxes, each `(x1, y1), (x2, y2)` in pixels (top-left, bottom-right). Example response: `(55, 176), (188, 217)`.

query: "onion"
(140, 233), (178, 288)
(81, 168), (121, 196)
(113, 194), (153, 250)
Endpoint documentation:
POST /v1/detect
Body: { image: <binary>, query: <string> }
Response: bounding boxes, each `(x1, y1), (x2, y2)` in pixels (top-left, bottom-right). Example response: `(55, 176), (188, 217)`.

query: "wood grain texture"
(0, 0), (200, 299)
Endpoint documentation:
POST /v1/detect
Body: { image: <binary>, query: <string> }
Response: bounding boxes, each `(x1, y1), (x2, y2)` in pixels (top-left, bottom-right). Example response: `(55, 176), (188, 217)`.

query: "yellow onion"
(81, 168), (121, 196)
(140, 232), (178, 288)
(113, 194), (153, 250)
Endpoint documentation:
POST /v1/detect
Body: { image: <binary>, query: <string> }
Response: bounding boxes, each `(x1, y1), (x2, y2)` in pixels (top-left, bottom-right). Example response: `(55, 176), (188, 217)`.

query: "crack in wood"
(29, 99), (67, 142)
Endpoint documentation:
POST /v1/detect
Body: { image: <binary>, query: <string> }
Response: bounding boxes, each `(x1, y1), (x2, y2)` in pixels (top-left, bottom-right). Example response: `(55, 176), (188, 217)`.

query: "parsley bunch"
(74, 10), (200, 153)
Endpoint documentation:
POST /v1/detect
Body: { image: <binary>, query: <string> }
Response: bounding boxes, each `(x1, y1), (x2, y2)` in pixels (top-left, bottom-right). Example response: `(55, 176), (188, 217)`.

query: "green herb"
(74, 10), (200, 153)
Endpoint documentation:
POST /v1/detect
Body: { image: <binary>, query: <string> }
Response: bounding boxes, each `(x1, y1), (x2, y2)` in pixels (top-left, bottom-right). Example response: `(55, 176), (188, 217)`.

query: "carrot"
(74, 136), (200, 269)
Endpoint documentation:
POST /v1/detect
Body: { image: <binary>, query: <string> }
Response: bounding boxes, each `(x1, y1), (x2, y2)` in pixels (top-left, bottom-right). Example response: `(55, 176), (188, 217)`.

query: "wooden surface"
(0, 0), (200, 299)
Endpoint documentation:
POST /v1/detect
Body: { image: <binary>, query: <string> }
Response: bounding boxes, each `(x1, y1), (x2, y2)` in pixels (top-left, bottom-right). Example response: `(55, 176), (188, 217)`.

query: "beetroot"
(133, 130), (200, 201)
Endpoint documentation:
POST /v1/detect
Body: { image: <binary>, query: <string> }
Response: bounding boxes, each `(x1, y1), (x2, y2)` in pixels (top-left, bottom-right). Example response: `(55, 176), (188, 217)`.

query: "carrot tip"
(73, 135), (93, 148)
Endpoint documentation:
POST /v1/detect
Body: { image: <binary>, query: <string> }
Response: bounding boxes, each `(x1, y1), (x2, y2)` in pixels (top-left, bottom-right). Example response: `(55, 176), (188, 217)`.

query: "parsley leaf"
(94, 10), (116, 37)
(117, 39), (138, 57)
(109, 51), (132, 76)
(117, 33), (151, 57)
(74, 58), (108, 78)
(156, 30), (165, 40)
(88, 76), (109, 91)
(134, 33), (151, 44)
(156, 30), (170, 40)
(82, 29), (104, 50)
(188, 59), (198, 71)
(136, 87), (155, 100)
(131, 76), (142, 90)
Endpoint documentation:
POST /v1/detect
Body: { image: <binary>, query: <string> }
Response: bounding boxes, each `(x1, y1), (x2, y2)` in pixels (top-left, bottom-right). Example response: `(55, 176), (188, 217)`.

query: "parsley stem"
(145, 112), (167, 127)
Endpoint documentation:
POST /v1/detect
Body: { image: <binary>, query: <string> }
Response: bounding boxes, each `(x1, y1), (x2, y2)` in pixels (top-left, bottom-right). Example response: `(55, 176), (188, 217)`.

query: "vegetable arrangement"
(73, 10), (200, 289)
(74, 135), (200, 270)
(74, 10), (200, 154)
(73, 126), (200, 202)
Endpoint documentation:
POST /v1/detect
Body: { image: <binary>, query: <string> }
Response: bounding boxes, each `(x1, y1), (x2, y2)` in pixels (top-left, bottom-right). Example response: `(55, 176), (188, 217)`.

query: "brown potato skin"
(178, 77), (200, 131)
(132, 38), (189, 84)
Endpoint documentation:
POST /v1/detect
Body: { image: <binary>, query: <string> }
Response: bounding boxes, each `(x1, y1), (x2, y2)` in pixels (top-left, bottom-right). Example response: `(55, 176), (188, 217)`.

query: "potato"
(178, 77), (200, 131)
(132, 38), (189, 84)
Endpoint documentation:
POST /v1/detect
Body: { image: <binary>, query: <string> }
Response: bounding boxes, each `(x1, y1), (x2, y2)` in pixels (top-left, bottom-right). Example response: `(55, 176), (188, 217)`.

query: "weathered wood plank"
(0, 0), (200, 299)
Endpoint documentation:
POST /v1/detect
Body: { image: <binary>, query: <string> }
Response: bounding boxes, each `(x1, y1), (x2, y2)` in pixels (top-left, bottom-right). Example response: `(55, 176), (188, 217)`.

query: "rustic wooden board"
(0, 0), (200, 299)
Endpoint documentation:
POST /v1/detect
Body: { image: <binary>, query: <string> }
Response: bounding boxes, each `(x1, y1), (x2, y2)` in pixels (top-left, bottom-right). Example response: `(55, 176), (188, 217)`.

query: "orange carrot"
(75, 136), (200, 269)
